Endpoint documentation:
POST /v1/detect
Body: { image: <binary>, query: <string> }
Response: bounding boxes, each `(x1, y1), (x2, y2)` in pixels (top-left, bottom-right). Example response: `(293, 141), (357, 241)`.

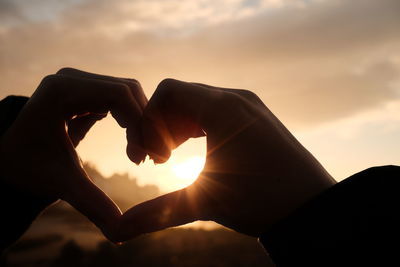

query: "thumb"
(67, 113), (107, 147)
(61, 168), (122, 242)
(117, 186), (202, 241)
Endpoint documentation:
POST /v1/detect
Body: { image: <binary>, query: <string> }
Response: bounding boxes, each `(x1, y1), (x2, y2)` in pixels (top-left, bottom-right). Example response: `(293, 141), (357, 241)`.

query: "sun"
(172, 156), (205, 185)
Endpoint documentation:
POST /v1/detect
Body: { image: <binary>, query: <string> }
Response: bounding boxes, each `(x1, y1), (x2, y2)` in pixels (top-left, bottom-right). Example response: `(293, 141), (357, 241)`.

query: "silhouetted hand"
(0, 68), (147, 241)
(119, 79), (336, 240)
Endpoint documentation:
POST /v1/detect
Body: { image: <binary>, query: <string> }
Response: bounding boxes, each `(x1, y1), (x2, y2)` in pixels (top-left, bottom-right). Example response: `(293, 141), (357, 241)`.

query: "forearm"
(0, 96), (55, 252)
(258, 165), (400, 266)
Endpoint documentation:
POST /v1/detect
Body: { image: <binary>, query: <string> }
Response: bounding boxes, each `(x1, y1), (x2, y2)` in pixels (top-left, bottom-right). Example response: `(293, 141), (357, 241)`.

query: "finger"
(68, 113), (107, 147)
(56, 68), (148, 163)
(37, 74), (146, 163)
(141, 112), (205, 163)
(57, 68), (148, 109)
(122, 78), (148, 110)
(142, 79), (240, 163)
(118, 186), (202, 241)
(37, 74), (141, 125)
(60, 166), (122, 242)
(192, 82), (266, 107)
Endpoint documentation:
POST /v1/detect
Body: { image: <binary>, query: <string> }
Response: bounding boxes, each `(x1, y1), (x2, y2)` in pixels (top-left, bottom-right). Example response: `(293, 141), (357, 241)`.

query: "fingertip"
(149, 151), (170, 164)
(127, 145), (146, 165)
(113, 214), (142, 242)
(117, 188), (201, 241)
(141, 120), (172, 164)
(126, 126), (147, 165)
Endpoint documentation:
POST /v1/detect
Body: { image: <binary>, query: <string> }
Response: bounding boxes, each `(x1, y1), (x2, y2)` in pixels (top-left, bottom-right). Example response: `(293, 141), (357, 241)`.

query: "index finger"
(141, 79), (248, 163)
(56, 68), (148, 109)
(55, 68), (149, 162)
(28, 74), (146, 163)
(33, 74), (140, 126)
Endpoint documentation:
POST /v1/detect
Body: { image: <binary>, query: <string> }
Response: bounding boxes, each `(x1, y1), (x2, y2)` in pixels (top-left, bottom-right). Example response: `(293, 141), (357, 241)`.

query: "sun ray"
(172, 156), (205, 187)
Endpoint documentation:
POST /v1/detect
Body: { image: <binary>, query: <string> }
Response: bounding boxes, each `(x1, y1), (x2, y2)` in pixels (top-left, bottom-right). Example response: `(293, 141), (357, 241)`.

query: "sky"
(1, 0), (399, 193)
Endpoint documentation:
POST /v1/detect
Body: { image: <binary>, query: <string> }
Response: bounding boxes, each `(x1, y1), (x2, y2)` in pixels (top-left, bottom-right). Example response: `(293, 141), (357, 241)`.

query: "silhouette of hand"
(0, 68), (147, 241)
(119, 79), (336, 239)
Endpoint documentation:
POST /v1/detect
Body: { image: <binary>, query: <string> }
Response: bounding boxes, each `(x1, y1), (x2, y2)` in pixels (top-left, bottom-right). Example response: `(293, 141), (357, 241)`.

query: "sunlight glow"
(172, 156), (205, 183)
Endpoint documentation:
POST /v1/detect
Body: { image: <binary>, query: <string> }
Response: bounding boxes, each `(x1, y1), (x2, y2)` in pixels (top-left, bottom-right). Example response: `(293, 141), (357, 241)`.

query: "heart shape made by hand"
(0, 68), (335, 245)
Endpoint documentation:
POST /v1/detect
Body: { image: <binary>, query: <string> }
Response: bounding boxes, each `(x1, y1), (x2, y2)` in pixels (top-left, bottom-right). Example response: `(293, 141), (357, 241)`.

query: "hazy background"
(1, 0), (399, 266)
(3, 164), (274, 266)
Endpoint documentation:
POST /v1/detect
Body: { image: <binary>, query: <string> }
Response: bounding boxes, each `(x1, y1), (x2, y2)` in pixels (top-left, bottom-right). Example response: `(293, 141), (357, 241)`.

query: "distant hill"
(83, 162), (160, 212)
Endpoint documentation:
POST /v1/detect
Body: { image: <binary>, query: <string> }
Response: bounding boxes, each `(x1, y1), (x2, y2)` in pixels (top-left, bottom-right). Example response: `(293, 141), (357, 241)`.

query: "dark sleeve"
(0, 96), (56, 252)
(259, 165), (400, 266)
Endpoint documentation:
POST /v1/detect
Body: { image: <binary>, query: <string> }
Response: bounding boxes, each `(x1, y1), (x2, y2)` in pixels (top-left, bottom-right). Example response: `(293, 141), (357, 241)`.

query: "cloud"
(0, 0), (399, 128)
(53, 0), (296, 37)
(294, 99), (400, 179)
(0, 0), (83, 26)
(0, 0), (24, 27)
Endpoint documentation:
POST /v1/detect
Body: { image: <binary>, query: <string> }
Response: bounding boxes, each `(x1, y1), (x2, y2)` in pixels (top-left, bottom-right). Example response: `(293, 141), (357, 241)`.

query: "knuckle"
(115, 83), (132, 99)
(157, 78), (177, 92)
(239, 89), (257, 98)
(155, 78), (178, 99)
(237, 89), (264, 105)
(34, 75), (66, 114)
(126, 79), (142, 92)
(126, 78), (140, 85)
(225, 91), (248, 106)
(40, 74), (60, 88)
(235, 89), (258, 100)
(216, 91), (254, 120)
(56, 67), (76, 75)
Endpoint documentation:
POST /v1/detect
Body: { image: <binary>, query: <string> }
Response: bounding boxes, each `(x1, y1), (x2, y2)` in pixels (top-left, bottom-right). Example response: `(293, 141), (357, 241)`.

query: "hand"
(119, 79), (336, 239)
(0, 68), (147, 241)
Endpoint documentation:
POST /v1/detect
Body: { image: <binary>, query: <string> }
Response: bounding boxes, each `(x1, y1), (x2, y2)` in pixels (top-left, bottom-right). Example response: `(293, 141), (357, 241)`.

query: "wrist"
(0, 95), (56, 251)
(250, 164), (336, 237)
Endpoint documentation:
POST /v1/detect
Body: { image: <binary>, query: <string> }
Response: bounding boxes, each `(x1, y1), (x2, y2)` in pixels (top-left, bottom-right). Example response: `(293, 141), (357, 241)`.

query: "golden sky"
(1, 0), (399, 192)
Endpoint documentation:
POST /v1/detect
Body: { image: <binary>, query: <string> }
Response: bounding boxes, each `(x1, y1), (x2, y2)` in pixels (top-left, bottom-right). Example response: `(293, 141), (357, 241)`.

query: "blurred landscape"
(2, 164), (274, 267)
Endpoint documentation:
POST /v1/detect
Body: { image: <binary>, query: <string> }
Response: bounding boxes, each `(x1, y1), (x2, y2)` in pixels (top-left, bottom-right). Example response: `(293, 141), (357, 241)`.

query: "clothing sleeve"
(0, 96), (56, 252)
(259, 165), (400, 266)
